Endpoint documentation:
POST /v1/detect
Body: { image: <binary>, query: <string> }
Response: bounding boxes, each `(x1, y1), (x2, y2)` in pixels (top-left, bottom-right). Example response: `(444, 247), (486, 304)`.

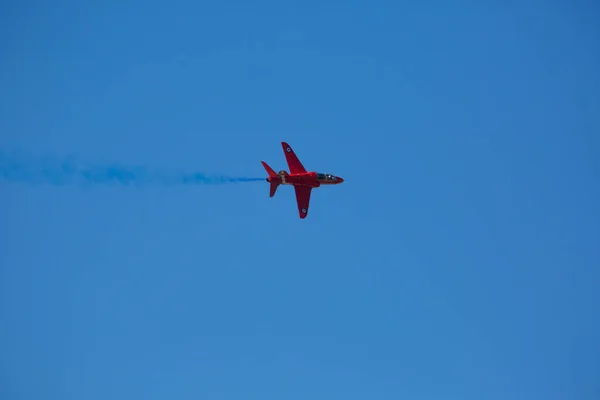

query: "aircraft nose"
(337, 176), (344, 183)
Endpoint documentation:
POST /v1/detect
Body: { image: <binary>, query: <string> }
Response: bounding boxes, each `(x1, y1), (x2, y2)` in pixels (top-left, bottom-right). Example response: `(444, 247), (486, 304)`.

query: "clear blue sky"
(1, 1), (599, 399)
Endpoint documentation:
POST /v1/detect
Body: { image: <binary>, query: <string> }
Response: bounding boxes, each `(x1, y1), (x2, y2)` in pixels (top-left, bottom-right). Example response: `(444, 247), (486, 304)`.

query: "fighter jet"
(261, 142), (344, 219)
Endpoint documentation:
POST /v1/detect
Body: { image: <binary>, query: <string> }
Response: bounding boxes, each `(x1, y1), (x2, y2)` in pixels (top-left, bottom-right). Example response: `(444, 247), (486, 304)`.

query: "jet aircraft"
(261, 142), (344, 219)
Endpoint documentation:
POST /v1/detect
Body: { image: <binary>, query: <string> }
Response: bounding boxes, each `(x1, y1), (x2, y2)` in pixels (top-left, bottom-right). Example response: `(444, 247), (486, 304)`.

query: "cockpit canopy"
(317, 173), (339, 182)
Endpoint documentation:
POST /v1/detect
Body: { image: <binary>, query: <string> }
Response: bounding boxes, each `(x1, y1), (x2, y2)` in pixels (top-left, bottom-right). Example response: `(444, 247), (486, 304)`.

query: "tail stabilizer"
(262, 161), (280, 197)
(269, 181), (280, 197)
(261, 161), (277, 178)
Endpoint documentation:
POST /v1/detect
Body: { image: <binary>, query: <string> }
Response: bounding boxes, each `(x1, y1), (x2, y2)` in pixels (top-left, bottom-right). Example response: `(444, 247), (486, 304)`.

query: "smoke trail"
(0, 150), (264, 187)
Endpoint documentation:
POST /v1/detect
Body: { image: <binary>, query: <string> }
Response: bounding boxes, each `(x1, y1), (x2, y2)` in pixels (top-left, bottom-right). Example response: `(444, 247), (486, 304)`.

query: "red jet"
(261, 142), (344, 219)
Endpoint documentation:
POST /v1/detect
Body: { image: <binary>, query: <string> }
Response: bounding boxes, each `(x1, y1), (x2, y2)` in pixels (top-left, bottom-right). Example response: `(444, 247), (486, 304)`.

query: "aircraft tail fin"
(261, 161), (277, 178)
(269, 181), (279, 197)
(262, 161), (280, 197)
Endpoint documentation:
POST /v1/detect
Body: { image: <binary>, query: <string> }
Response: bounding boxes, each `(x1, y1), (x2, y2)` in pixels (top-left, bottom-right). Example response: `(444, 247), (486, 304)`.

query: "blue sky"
(1, 1), (599, 399)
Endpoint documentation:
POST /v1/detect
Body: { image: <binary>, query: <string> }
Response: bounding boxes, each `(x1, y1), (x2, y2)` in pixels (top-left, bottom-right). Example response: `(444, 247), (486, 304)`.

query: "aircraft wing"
(294, 186), (312, 219)
(281, 142), (307, 174)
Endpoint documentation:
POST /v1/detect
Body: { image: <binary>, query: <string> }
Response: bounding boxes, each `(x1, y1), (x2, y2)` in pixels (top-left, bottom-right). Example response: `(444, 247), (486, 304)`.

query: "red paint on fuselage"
(266, 170), (344, 188)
